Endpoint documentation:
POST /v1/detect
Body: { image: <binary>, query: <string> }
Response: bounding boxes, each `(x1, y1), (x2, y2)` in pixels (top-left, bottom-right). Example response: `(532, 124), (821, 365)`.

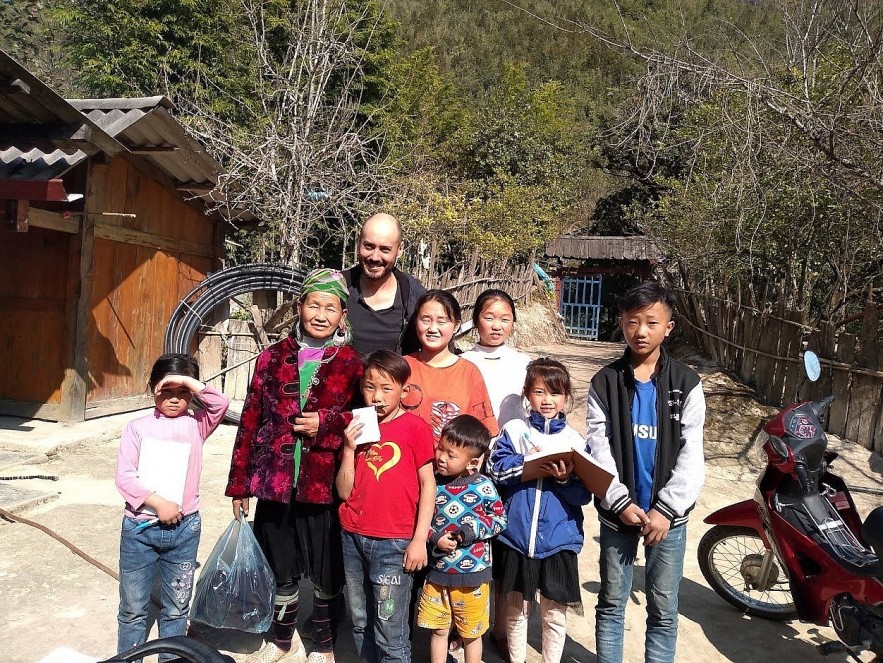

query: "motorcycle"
(698, 351), (883, 660)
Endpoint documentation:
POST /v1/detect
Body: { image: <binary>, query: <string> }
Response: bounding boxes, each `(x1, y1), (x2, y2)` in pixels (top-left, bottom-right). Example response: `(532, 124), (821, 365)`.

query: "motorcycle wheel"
(698, 525), (798, 621)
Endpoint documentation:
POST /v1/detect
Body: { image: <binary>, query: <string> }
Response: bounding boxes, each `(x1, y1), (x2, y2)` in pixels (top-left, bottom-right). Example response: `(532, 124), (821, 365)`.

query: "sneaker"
(306, 653), (335, 663)
(245, 638), (307, 663)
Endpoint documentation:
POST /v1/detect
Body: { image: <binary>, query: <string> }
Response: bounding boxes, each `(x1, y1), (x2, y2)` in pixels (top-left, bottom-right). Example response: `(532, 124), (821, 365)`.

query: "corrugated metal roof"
(0, 52), (124, 158)
(0, 80), (58, 124)
(0, 50), (251, 220)
(545, 236), (663, 261)
(2, 95), (221, 189)
(71, 97), (221, 187)
(0, 146), (85, 180)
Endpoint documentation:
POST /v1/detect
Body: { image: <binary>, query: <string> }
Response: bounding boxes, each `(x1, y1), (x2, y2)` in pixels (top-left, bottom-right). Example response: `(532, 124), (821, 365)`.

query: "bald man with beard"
(343, 213), (426, 355)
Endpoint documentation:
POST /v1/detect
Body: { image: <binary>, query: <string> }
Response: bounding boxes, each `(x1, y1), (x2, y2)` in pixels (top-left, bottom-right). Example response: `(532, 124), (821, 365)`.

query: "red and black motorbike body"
(705, 397), (883, 653)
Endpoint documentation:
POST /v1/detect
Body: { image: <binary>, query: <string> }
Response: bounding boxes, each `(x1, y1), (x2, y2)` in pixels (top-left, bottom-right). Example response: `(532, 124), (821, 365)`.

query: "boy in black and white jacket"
(586, 282), (705, 663)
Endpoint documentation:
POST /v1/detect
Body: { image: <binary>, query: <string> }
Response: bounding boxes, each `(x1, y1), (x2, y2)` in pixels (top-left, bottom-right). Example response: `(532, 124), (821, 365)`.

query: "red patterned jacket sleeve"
(225, 351), (268, 498)
(312, 348), (364, 451)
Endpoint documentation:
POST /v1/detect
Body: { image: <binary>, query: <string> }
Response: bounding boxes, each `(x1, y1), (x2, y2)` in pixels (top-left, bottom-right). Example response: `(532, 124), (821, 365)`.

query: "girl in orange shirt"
(403, 290), (498, 440)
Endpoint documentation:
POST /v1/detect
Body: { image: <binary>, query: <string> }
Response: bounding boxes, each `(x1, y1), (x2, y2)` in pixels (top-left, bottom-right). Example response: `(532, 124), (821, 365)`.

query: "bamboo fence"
(673, 288), (883, 453)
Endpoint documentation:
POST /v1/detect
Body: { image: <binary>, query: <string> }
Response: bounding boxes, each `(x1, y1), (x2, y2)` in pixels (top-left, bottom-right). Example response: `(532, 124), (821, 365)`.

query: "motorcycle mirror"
(803, 351), (821, 383)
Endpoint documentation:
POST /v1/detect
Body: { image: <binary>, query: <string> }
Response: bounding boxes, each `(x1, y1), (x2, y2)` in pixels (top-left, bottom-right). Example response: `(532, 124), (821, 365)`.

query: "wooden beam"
(0, 121), (89, 141)
(129, 146), (179, 154)
(14, 199), (29, 231)
(176, 181), (215, 194)
(58, 159), (101, 422)
(0, 122), (97, 153)
(28, 206), (213, 256)
(0, 398), (60, 421)
(84, 394), (154, 419)
(0, 82), (30, 95)
(0, 53), (124, 157)
(27, 207), (80, 234)
(0, 179), (69, 201)
(93, 222), (216, 258)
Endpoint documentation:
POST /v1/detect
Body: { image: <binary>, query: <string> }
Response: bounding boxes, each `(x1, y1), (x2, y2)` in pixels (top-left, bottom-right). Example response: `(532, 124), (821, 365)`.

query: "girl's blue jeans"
(117, 512), (201, 662)
(341, 530), (414, 663)
(595, 522), (687, 663)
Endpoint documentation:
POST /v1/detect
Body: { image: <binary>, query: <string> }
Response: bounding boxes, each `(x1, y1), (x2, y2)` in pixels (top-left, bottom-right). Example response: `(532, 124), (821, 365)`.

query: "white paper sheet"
(138, 437), (190, 513)
(351, 406), (381, 445)
(39, 648), (97, 663)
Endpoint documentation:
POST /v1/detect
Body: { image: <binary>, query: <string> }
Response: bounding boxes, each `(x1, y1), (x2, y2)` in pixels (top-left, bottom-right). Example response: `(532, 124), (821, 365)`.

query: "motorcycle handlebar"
(808, 395), (834, 421)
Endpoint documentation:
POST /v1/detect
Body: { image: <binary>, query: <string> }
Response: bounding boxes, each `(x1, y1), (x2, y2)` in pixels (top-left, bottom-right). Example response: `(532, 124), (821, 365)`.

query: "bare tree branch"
(178, 0), (392, 266)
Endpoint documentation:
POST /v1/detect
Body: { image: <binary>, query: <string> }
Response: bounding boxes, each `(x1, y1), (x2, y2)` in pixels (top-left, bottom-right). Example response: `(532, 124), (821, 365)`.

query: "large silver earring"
(294, 324), (305, 345)
(333, 326), (347, 347)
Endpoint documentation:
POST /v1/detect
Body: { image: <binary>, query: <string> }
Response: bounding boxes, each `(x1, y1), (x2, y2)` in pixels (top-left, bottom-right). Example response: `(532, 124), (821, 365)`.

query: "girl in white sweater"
(461, 289), (531, 428)
(461, 288), (532, 657)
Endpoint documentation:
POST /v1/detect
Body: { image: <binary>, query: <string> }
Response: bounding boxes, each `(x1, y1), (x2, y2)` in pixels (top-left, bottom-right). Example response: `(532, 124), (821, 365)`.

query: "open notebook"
(521, 445), (614, 499)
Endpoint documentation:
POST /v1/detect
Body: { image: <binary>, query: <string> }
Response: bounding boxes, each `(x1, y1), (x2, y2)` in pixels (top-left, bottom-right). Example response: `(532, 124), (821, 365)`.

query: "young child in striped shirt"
(417, 414), (507, 663)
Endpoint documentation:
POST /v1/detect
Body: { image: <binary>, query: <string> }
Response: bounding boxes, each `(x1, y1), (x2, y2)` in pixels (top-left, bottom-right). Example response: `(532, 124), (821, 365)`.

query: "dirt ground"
(2, 339), (882, 663)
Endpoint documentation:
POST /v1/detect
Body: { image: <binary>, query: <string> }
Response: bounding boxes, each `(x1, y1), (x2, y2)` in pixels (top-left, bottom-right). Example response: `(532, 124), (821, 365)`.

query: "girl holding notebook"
(487, 358), (591, 663)
(114, 353), (229, 660)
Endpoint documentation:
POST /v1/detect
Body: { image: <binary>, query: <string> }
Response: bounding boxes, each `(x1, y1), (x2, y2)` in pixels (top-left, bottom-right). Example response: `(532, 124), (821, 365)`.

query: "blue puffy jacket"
(487, 411), (592, 559)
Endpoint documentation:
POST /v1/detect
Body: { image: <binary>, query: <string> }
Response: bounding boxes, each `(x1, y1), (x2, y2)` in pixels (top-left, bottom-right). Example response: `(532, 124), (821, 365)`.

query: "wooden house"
(544, 235), (663, 340)
(0, 51), (229, 422)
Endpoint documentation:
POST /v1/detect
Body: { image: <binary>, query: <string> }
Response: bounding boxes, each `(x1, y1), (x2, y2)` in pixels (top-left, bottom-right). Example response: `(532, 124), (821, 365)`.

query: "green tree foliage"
(42, 0), (399, 268)
(17, 0), (870, 327)
(51, 0), (247, 107)
(385, 63), (590, 266)
(0, 0), (67, 89)
(384, 0), (633, 121)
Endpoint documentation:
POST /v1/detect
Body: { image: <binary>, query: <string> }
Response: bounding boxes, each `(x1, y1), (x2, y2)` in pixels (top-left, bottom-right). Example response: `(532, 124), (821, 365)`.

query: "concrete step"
(0, 481), (58, 515)
(0, 410), (145, 455)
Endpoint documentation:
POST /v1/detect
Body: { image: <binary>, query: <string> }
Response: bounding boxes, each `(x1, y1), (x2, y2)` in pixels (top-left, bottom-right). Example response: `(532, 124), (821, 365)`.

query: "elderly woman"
(226, 269), (363, 663)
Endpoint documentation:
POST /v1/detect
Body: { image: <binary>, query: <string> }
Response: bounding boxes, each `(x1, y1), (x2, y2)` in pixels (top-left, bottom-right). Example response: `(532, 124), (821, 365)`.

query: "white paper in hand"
(138, 437), (190, 514)
(351, 406), (381, 445)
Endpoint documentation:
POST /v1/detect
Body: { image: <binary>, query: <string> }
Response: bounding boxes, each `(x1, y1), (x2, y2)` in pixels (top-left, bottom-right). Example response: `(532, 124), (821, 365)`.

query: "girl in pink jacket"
(115, 353), (229, 660)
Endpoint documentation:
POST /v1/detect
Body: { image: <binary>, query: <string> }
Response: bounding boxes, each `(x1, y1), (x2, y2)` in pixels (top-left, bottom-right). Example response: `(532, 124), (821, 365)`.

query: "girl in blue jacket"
(487, 358), (591, 663)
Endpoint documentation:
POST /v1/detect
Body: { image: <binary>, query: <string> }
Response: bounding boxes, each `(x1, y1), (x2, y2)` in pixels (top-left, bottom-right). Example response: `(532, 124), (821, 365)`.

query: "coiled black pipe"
(165, 263), (306, 423)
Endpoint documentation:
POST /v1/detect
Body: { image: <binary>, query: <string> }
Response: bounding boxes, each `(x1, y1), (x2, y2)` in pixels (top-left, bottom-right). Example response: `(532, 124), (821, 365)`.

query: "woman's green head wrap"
(300, 268), (348, 304)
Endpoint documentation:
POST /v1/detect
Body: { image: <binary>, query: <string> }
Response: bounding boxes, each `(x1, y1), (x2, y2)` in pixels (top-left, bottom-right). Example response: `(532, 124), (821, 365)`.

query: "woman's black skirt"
(253, 497), (345, 596)
(493, 541), (582, 611)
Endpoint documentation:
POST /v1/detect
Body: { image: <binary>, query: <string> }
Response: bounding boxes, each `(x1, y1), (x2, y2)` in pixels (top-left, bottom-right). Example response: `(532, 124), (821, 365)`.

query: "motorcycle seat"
(777, 494), (883, 578)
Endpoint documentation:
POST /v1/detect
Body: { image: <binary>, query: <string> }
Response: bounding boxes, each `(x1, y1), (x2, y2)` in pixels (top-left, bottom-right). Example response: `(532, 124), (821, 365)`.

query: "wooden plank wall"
(85, 157), (216, 410)
(0, 226), (70, 406)
(436, 261), (536, 324)
(674, 289), (883, 453)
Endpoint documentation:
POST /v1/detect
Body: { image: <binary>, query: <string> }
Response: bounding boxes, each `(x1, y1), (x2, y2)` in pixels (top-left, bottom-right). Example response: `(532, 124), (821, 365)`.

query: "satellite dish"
(803, 351), (821, 382)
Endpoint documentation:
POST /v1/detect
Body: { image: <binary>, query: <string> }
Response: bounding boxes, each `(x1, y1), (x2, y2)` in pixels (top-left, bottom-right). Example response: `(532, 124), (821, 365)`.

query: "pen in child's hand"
(134, 518), (159, 532)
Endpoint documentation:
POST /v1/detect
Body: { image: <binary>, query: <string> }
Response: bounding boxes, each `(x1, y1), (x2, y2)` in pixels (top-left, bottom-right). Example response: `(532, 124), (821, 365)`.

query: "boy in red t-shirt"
(338, 351), (436, 663)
